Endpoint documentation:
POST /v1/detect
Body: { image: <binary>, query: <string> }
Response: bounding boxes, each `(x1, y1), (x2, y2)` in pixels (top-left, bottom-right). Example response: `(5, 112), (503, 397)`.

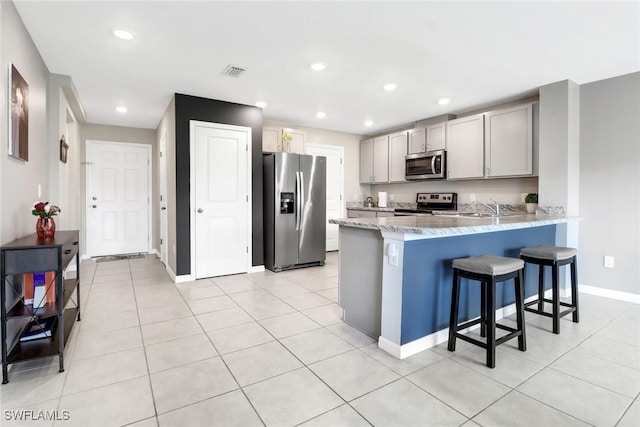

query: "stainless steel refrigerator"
(264, 153), (326, 272)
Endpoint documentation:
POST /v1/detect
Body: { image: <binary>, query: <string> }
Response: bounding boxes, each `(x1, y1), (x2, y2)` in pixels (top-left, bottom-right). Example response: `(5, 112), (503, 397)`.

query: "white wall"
(0, 1), (50, 244)
(579, 72), (640, 295)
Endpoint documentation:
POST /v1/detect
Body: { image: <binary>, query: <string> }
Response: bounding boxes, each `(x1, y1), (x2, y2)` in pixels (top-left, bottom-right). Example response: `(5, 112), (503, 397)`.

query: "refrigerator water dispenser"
(280, 192), (295, 214)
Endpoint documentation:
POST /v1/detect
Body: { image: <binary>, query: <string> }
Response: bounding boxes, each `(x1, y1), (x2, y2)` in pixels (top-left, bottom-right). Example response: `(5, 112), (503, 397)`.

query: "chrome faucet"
(474, 199), (500, 216)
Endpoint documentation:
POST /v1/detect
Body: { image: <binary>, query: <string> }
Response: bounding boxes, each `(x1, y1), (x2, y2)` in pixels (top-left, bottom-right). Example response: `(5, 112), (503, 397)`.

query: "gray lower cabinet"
(347, 209), (394, 218)
(1, 230), (81, 384)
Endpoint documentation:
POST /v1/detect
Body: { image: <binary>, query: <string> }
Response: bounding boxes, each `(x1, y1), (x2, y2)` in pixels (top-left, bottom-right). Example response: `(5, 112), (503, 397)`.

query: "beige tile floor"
(1, 252), (638, 426)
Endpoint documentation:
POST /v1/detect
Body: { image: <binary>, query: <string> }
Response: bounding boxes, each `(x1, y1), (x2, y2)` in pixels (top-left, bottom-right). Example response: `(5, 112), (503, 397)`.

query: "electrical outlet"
(604, 256), (615, 268)
(470, 193), (476, 203)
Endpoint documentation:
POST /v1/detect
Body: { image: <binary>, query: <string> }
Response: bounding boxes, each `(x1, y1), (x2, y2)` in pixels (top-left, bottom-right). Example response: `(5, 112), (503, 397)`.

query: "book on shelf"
(23, 272), (56, 306)
(20, 317), (56, 342)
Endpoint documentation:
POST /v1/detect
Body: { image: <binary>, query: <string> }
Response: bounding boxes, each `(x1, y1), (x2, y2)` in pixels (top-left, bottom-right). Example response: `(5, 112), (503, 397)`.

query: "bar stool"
(448, 255), (526, 368)
(520, 245), (579, 334)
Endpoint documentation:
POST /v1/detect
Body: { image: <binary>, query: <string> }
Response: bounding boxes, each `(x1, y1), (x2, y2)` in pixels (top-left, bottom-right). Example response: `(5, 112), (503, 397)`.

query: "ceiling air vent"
(222, 65), (246, 78)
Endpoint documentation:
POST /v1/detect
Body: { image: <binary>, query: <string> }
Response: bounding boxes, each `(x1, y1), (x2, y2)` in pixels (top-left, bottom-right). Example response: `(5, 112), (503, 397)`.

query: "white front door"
(191, 121), (251, 278)
(305, 143), (344, 251)
(159, 132), (168, 265)
(86, 140), (150, 257)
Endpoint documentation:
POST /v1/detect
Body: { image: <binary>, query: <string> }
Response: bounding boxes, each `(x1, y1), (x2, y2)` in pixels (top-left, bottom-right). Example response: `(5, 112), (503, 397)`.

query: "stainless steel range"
(394, 192), (457, 216)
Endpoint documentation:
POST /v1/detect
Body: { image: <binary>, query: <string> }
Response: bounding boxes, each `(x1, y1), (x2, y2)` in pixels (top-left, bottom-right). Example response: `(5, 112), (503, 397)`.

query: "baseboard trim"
(248, 265), (265, 273)
(174, 274), (195, 283)
(580, 284), (640, 304)
(377, 297), (535, 359)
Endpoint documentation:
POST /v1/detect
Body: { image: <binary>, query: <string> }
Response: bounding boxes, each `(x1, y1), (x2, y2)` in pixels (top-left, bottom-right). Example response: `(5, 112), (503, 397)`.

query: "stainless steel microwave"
(405, 150), (446, 180)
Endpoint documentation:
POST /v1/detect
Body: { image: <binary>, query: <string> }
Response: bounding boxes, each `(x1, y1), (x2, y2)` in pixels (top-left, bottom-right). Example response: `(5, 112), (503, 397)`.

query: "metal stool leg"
(448, 269), (461, 352)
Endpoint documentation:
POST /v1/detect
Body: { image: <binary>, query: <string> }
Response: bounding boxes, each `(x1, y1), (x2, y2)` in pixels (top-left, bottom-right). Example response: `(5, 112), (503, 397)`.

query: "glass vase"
(36, 217), (56, 239)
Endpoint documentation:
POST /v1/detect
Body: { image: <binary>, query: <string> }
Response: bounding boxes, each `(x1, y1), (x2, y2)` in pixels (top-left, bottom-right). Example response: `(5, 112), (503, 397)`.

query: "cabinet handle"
(73, 242), (79, 245)
(64, 250), (71, 254)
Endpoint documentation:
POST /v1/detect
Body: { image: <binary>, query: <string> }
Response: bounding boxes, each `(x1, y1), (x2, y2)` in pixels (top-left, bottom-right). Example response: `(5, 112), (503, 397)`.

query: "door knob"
(197, 208), (203, 213)
(161, 207), (167, 210)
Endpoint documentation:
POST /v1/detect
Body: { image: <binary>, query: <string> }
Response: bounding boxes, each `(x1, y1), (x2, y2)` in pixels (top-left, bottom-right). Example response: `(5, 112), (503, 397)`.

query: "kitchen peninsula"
(329, 213), (576, 359)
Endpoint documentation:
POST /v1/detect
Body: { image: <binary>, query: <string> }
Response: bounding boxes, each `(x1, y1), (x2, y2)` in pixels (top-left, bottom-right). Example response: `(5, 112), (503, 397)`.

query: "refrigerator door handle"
(295, 171), (302, 231)
(299, 171), (305, 230)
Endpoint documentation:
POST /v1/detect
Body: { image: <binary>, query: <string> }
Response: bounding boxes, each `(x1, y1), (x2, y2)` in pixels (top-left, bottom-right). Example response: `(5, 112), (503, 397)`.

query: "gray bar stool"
(448, 255), (526, 368)
(520, 245), (579, 334)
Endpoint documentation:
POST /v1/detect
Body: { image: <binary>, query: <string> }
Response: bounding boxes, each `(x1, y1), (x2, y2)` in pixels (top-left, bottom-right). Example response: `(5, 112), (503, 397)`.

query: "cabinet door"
(288, 130), (305, 154)
(388, 131), (408, 182)
(485, 104), (533, 177)
(347, 209), (376, 218)
(446, 114), (484, 179)
(407, 128), (426, 154)
(373, 136), (389, 183)
(426, 122), (446, 151)
(360, 139), (374, 183)
(262, 128), (279, 152)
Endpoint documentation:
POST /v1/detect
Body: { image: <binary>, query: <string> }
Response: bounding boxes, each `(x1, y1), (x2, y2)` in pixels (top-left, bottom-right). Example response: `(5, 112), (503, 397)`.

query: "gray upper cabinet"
(360, 138), (374, 183)
(407, 128), (426, 154)
(484, 103), (534, 177)
(388, 131), (408, 183)
(372, 136), (389, 183)
(446, 114), (485, 180)
(360, 136), (389, 184)
(426, 122), (447, 151)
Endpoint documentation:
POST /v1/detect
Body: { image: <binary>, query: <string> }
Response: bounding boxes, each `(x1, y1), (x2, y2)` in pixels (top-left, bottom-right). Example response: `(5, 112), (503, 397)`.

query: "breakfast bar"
(329, 213), (576, 359)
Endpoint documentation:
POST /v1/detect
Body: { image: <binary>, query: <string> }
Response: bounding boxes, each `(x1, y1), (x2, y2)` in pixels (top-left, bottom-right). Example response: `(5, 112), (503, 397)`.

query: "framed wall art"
(8, 63), (29, 161)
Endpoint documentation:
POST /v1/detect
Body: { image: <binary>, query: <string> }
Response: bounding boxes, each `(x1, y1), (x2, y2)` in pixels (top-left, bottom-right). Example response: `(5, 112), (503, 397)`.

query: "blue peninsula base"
(337, 224), (560, 359)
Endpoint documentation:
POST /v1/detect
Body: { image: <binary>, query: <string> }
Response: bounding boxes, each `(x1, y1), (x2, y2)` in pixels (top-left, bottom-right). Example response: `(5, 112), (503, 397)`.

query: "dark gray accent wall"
(174, 93), (263, 275)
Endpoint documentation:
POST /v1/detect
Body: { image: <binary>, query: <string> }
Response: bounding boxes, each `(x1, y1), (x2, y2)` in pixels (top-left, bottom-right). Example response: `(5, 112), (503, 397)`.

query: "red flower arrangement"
(32, 201), (61, 218)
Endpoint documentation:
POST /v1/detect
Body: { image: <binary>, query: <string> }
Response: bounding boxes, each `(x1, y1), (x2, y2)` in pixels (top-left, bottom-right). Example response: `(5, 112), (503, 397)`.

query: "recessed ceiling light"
(255, 101), (267, 108)
(364, 120), (373, 127)
(316, 112), (326, 119)
(310, 62), (326, 71)
(116, 105), (128, 113)
(438, 98), (451, 105)
(112, 28), (135, 40)
(383, 83), (397, 91)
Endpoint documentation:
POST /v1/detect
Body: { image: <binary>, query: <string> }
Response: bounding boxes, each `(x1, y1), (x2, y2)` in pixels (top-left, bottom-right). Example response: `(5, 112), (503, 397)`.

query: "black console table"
(1, 230), (81, 383)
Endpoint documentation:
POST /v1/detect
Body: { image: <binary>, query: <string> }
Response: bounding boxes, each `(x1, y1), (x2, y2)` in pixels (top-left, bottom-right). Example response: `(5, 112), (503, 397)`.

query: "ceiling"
(13, 1), (640, 135)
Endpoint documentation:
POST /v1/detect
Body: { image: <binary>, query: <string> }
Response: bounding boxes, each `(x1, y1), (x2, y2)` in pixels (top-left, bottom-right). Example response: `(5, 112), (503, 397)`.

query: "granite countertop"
(329, 213), (578, 237)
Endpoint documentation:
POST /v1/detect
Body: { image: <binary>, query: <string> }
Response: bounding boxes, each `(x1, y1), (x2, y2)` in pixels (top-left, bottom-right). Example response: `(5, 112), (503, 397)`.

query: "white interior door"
(159, 132), (168, 265)
(86, 140), (150, 257)
(305, 143), (344, 251)
(191, 122), (250, 278)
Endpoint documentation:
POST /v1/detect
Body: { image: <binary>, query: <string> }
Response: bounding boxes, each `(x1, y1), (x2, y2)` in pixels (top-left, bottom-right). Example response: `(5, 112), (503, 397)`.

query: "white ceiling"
(13, 1), (640, 135)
